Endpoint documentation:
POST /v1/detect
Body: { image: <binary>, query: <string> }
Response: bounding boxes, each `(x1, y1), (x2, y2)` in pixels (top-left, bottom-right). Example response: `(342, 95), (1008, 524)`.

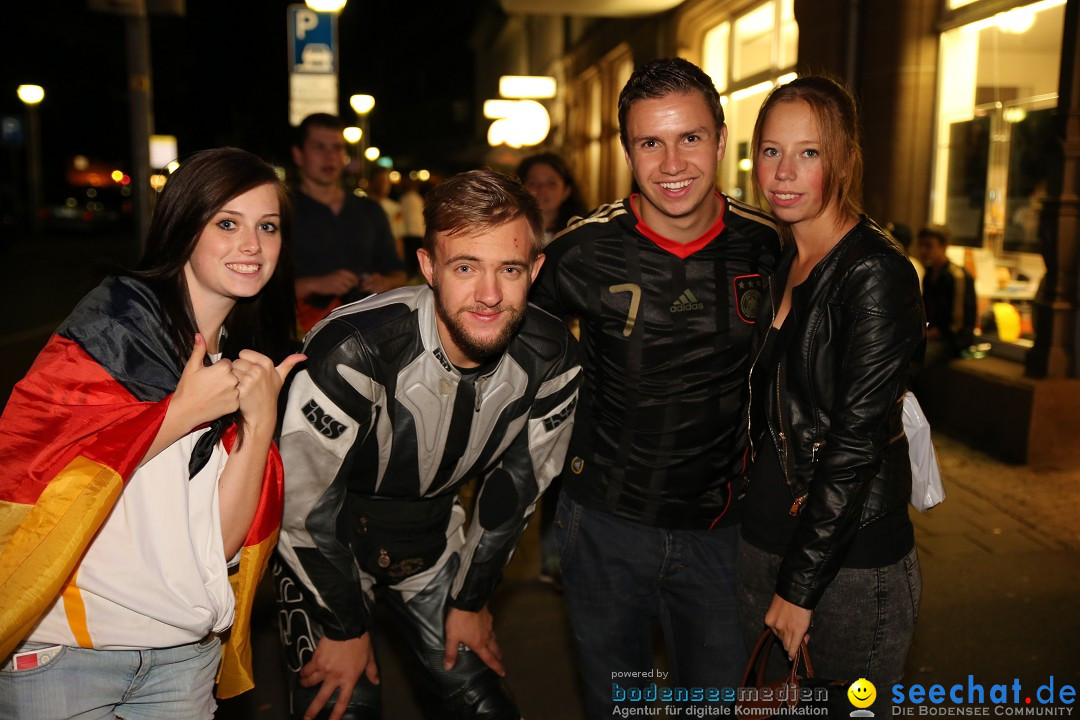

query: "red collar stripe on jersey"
(630, 191), (727, 259)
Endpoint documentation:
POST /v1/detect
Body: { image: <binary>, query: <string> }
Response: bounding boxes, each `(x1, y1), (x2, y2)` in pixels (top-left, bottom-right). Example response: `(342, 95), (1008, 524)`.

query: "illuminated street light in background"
(305, 0), (347, 11)
(349, 94), (375, 115)
(349, 93), (375, 177)
(343, 126), (362, 169)
(17, 85), (45, 232)
(483, 99), (518, 119)
(485, 99), (551, 148)
(364, 146), (380, 162)
(485, 77), (555, 149)
(498, 75), (557, 99)
(17, 85), (44, 105)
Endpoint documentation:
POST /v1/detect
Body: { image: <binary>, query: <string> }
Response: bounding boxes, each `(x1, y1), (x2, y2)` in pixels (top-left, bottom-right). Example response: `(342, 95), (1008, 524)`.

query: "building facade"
(477, 0), (1080, 463)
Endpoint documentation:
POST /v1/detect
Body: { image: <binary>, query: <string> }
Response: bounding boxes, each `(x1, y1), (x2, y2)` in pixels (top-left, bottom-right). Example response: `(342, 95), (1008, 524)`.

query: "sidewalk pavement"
(905, 433), (1080, 691)
(218, 432), (1080, 719)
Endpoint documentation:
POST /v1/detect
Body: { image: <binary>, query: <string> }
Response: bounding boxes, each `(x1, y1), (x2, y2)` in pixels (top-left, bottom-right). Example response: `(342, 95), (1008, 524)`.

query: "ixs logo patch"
(734, 274), (765, 324)
(302, 399), (347, 439)
(542, 397), (577, 432)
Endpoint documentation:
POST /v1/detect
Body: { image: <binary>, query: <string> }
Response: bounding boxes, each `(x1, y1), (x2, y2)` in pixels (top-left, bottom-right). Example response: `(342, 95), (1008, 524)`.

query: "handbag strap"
(797, 641), (815, 680)
(743, 629), (816, 686)
(741, 630), (774, 687)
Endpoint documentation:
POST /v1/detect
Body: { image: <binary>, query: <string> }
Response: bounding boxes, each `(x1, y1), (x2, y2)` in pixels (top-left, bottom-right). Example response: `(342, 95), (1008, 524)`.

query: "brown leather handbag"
(737, 630), (844, 719)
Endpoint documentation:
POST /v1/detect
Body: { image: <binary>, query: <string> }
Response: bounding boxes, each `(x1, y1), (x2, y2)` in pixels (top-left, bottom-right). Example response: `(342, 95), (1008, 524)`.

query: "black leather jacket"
(746, 217), (925, 609)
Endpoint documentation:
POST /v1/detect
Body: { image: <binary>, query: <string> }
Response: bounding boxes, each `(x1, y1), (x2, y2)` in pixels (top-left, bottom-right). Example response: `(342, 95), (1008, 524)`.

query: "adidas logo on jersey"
(670, 289), (704, 313)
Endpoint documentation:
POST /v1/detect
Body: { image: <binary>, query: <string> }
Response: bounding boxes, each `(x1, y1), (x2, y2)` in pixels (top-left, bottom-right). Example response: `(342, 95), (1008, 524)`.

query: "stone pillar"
(793, 0), (938, 230)
(1028, 0), (1080, 379)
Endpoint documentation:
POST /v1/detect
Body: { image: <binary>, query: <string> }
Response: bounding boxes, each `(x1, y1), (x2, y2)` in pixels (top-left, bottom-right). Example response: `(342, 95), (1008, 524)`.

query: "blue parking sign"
(289, 4), (336, 74)
(1, 117), (22, 148)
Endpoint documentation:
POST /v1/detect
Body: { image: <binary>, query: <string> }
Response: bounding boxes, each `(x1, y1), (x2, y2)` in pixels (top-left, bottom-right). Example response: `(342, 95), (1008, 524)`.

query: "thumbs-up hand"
(231, 349), (306, 435)
(172, 333), (241, 429)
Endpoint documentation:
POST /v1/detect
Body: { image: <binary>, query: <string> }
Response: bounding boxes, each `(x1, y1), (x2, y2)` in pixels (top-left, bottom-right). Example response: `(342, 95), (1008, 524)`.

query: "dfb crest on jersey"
(734, 274), (765, 324)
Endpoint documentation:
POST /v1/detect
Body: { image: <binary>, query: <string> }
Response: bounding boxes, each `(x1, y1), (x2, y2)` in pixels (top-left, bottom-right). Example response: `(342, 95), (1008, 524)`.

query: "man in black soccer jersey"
(275, 170), (581, 720)
(531, 57), (781, 717)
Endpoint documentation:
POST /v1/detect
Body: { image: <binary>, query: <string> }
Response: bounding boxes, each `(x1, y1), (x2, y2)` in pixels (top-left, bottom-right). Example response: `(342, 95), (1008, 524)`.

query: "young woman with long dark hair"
(0, 147), (304, 718)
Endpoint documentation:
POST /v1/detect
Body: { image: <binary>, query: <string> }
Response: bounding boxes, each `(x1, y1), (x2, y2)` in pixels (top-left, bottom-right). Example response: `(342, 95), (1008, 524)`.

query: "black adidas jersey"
(532, 193), (780, 528)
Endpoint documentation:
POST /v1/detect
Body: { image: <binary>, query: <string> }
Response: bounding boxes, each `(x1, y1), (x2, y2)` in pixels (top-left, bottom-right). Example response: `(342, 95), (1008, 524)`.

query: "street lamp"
(17, 85), (44, 232)
(305, 0), (347, 11)
(349, 94), (375, 178)
(343, 126), (362, 175)
(17, 85), (44, 105)
(349, 94), (375, 115)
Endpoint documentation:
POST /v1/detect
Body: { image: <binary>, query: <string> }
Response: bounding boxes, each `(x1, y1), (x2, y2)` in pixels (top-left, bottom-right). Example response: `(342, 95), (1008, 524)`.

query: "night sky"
(0, 0), (487, 201)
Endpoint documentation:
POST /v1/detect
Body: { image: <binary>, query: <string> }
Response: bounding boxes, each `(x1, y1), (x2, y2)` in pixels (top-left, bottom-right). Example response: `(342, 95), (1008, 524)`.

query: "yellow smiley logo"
(848, 678), (876, 708)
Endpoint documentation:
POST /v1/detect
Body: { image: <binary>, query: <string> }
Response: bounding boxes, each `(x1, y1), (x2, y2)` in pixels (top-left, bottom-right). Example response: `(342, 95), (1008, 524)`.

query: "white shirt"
(31, 427), (234, 649)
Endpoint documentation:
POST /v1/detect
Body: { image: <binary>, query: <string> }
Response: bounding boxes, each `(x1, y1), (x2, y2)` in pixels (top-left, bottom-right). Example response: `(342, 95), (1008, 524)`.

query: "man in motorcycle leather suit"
(274, 170), (582, 720)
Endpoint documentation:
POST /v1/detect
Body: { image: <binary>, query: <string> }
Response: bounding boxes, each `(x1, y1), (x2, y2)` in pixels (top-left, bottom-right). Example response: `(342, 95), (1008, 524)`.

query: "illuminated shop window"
(703, 23), (730, 94)
(734, 4), (774, 81)
(933, 0), (1064, 257)
(933, 0), (1064, 344)
(703, 0), (798, 201)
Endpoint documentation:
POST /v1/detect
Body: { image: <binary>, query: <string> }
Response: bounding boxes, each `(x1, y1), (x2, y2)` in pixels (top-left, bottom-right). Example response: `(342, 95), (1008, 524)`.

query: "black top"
(290, 189), (404, 282)
(743, 436), (914, 569)
(742, 219), (922, 596)
(923, 259), (976, 354)
(531, 194), (781, 528)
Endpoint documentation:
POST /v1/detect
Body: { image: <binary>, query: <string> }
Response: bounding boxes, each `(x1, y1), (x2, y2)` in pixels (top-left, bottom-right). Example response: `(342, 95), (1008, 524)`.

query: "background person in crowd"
(531, 57), (780, 717)
(916, 224), (977, 365)
(738, 76), (925, 716)
(515, 151), (589, 588)
(290, 113), (406, 332)
(0, 147), (303, 718)
(367, 166), (406, 261)
(516, 152), (589, 246)
(274, 169), (581, 720)
(886, 220), (924, 285)
(399, 175), (427, 280)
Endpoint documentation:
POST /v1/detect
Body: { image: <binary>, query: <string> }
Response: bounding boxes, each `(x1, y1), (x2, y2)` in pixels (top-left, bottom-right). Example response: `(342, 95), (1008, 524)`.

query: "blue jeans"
(0, 636), (221, 720)
(555, 492), (745, 719)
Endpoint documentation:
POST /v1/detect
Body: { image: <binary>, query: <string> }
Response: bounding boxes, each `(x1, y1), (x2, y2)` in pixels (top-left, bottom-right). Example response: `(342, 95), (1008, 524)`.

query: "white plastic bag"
(902, 391), (946, 511)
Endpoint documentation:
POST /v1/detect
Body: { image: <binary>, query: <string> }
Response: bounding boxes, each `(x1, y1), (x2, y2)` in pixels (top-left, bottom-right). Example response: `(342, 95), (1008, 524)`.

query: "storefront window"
(932, 0), (1064, 345)
(733, 5), (775, 81)
(702, 0), (798, 202)
(703, 22), (730, 94)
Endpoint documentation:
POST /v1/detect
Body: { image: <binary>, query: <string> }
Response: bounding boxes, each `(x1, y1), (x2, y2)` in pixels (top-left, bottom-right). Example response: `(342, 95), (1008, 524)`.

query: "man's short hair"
(617, 57), (725, 151)
(422, 169), (544, 259)
(294, 113), (345, 149)
(918, 224), (952, 246)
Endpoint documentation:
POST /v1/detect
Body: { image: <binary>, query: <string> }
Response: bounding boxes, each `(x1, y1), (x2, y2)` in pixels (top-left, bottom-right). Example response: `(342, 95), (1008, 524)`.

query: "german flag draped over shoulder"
(0, 275), (282, 699)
